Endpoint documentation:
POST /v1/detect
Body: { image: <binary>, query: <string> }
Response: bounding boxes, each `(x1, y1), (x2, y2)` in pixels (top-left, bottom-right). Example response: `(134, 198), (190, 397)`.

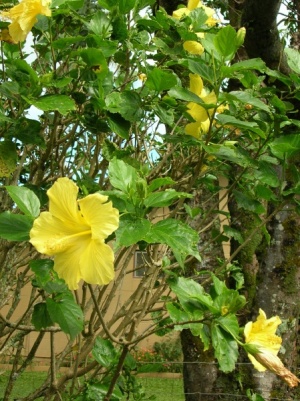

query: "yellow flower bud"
(236, 27), (246, 47)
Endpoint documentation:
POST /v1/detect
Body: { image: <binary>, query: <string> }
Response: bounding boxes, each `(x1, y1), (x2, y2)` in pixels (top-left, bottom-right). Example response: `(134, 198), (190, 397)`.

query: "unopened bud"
(236, 27), (246, 47)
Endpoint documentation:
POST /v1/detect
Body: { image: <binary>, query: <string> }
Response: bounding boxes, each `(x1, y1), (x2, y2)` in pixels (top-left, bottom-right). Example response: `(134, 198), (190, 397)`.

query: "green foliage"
(167, 274), (245, 372)
(0, 0), (299, 399)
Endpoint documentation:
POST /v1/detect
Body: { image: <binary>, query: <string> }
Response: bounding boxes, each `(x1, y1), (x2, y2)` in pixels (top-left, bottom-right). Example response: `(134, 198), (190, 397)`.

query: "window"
(133, 251), (150, 278)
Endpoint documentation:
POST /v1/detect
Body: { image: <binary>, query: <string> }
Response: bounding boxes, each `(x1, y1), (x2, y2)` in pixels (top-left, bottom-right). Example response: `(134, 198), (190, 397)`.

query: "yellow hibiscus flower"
(30, 177), (119, 290)
(185, 74), (217, 138)
(244, 309), (300, 387)
(172, 0), (217, 56)
(0, 0), (51, 43)
(173, 0), (217, 25)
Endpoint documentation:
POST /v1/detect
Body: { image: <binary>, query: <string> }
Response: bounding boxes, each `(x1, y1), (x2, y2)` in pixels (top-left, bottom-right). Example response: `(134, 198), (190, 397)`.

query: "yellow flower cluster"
(244, 309), (300, 387)
(0, 0), (51, 43)
(30, 178), (119, 290)
(172, 0), (218, 55)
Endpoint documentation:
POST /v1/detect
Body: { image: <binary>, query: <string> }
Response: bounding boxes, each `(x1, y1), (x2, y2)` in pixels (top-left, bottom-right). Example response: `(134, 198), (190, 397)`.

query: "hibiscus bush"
(0, 0), (300, 400)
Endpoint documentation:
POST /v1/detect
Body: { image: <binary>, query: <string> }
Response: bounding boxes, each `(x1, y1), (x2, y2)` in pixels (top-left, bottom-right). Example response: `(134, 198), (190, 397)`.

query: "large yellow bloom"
(172, 0), (217, 56)
(173, 0), (217, 26)
(185, 74), (217, 138)
(30, 178), (119, 290)
(244, 309), (300, 387)
(0, 0), (51, 43)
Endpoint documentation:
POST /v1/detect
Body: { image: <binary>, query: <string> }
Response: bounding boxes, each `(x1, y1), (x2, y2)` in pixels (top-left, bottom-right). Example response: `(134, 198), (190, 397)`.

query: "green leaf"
(80, 48), (108, 79)
(211, 323), (238, 372)
(221, 58), (266, 77)
(152, 103), (174, 126)
(92, 337), (118, 368)
(116, 216), (151, 247)
(148, 177), (175, 192)
(30, 259), (68, 293)
(0, 212), (32, 241)
(6, 186), (40, 218)
(146, 68), (178, 92)
(144, 189), (192, 208)
(181, 59), (215, 84)
(32, 303), (54, 330)
(216, 314), (240, 339)
(168, 276), (217, 313)
(109, 158), (138, 193)
(119, 0), (136, 13)
(46, 294), (84, 340)
(223, 226), (243, 244)
(202, 143), (254, 168)
(87, 10), (112, 37)
(87, 382), (122, 401)
(144, 219), (201, 267)
(166, 302), (205, 335)
(216, 114), (265, 138)
(233, 190), (265, 214)
(23, 95), (76, 116)
(214, 25), (238, 60)
(269, 133), (300, 159)
(105, 91), (142, 122)
(225, 91), (270, 112)
(107, 113), (130, 139)
(168, 86), (202, 104)
(285, 48), (300, 74)
(247, 161), (279, 187)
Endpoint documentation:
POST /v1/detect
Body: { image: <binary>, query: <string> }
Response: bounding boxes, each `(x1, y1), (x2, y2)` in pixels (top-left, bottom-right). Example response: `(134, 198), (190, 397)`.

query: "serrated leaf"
(23, 95), (76, 116)
(152, 103), (174, 126)
(223, 226), (243, 244)
(211, 323), (238, 372)
(269, 133), (300, 159)
(216, 114), (265, 138)
(226, 91), (269, 112)
(214, 25), (237, 60)
(46, 294), (84, 340)
(0, 212), (32, 241)
(6, 186), (40, 218)
(168, 86), (202, 103)
(146, 68), (178, 92)
(144, 219), (201, 266)
(107, 113), (130, 139)
(168, 276), (217, 313)
(92, 337), (118, 368)
(116, 216), (151, 247)
(30, 259), (68, 293)
(233, 190), (265, 214)
(285, 48), (300, 74)
(80, 48), (108, 79)
(144, 189), (192, 208)
(148, 177), (175, 192)
(119, 0), (136, 13)
(32, 302), (53, 330)
(105, 91), (142, 122)
(202, 142), (254, 168)
(109, 158), (138, 193)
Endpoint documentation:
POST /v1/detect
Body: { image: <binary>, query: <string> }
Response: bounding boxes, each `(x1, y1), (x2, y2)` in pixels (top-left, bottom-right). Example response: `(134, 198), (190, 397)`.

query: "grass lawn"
(0, 371), (184, 401)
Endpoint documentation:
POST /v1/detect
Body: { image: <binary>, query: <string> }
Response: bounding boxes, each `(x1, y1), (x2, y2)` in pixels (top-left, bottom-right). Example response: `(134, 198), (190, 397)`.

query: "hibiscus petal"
(8, 20), (27, 42)
(53, 238), (90, 290)
(80, 240), (115, 286)
(78, 193), (119, 240)
(29, 211), (86, 255)
(189, 74), (203, 96)
(47, 178), (86, 227)
(188, 0), (200, 11)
